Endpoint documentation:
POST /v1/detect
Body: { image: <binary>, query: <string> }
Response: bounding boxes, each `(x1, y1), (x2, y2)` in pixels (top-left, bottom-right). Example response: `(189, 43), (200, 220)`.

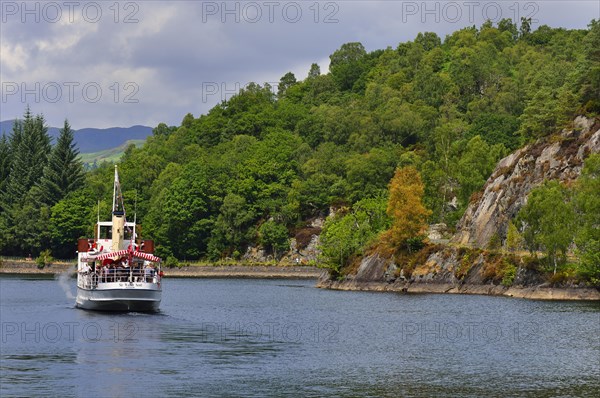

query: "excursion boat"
(75, 165), (162, 312)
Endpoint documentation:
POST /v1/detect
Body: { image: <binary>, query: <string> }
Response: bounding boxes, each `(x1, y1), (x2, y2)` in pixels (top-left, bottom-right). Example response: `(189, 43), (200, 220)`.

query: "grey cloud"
(1, 0), (598, 128)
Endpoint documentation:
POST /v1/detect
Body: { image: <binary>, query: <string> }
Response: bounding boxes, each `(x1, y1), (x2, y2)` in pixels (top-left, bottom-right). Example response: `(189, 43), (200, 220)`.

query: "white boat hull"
(76, 283), (161, 312)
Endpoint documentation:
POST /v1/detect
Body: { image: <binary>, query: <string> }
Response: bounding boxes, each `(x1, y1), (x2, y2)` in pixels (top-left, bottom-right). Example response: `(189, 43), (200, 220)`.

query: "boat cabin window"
(124, 228), (134, 240)
(98, 225), (134, 240)
(99, 226), (112, 239)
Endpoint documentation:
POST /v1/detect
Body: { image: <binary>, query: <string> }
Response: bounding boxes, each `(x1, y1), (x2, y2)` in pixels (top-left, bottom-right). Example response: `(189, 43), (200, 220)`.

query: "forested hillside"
(1, 19), (598, 270)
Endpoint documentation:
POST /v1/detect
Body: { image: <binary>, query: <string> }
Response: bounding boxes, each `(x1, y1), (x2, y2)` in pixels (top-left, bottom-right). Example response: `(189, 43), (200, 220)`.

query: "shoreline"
(317, 279), (600, 301)
(3, 261), (598, 300)
(0, 261), (325, 279)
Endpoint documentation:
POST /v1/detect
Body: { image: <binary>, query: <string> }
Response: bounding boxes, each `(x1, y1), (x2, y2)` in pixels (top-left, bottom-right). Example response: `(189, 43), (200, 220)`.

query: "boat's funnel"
(112, 212), (125, 251)
(111, 165), (126, 252)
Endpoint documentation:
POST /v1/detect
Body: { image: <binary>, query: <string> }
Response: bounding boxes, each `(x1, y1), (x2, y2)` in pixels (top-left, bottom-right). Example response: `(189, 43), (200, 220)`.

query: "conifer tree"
(4, 109), (51, 206)
(9, 114), (24, 150)
(1, 119), (24, 205)
(1, 108), (51, 256)
(38, 120), (84, 206)
(0, 135), (10, 195)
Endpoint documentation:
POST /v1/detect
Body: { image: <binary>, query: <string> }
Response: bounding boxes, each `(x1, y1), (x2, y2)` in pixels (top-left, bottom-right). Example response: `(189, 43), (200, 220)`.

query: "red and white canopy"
(95, 250), (129, 260)
(82, 249), (161, 263)
(132, 251), (161, 262)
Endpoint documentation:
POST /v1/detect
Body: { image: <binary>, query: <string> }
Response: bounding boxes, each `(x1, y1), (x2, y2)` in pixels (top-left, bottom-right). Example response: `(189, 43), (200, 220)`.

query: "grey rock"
(453, 117), (599, 249)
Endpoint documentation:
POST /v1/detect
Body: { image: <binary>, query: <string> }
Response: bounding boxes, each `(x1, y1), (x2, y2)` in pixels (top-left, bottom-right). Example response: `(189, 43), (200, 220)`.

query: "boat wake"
(56, 267), (76, 299)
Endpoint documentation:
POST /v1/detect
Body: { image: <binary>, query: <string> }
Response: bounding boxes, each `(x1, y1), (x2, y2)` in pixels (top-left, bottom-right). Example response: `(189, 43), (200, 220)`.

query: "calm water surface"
(0, 275), (598, 397)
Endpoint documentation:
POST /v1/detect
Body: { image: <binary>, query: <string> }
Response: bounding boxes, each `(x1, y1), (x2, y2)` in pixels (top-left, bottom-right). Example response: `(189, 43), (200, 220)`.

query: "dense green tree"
(468, 113), (521, 150)
(414, 32), (441, 51)
(278, 72), (297, 98)
(308, 63), (321, 78)
(294, 142), (348, 217)
(320, 196), (389, 272)
(498, 18), (518, 42)
(8, 119), (23, 150)
(578, 20), (600, 113)
(152, 122), (177, 137)
(4, 110), (51, 207)
(259, 220), (289, 259)
(49, 188), (96, 258)
(456, 136), (506, 206)
(505, 221), (524, 252)
(144, 160), (213, 259)
(519, 87), (558, 138)
(38, 120), (85, 206)
(519, 17), (532, 38)
(573, 154), (600, 282)
(329, 42), (367, 91)
(1, 109), (52, 256)
(517, 181), (575, 274)
(181, 113), (195, 128)
(345, 147), (399, 202)
(210, 193), (256, 258)
(319, 209), (358, 272)
(0, 135), (10, 195)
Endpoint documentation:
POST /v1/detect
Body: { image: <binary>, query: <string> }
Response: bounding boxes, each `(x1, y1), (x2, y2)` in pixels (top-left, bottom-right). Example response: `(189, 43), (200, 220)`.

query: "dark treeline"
(0, 108), (85, 258)
(0, 19), (598, 265)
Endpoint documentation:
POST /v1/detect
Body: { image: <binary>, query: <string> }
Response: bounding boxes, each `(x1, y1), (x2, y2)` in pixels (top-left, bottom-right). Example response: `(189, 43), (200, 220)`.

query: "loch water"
(1, 275), (599, 397)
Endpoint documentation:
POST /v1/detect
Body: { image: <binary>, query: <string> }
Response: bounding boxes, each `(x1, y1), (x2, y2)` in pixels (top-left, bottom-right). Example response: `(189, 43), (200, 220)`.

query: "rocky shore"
(0, 260), (325, 279)
(317, 278), (600, 301)
(315, 248), (600, 301)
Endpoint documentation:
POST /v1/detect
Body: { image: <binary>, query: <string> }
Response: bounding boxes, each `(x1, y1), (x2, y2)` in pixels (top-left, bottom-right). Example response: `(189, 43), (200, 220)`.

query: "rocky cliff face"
(454, 116), (600, 248)
(318, 117), (600, 300)
(243, 217), (323, 265)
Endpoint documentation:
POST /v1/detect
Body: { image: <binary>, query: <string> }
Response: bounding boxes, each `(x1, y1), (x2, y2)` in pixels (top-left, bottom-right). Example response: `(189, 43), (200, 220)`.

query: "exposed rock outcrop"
(243, 217), (323, 265)
(318, 117), (600, 300)
(317, 250), (600, 300)
(454, 116), (600, 248)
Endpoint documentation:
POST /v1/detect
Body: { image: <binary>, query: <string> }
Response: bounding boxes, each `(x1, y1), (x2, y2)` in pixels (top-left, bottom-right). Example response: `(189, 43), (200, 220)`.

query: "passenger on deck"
(144, 261), (155, 282)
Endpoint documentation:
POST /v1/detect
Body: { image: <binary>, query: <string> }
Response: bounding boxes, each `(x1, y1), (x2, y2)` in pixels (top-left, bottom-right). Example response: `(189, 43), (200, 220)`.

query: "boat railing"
(78, 268), (160, 288)
(77, 272), (98, 289)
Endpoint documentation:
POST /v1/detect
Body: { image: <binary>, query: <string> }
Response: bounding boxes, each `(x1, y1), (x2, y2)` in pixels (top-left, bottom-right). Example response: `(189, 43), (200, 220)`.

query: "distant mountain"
(0, 120), (153, 153)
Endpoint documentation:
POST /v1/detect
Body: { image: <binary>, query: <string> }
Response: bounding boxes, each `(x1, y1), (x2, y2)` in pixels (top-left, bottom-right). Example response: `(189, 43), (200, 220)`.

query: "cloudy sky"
(1, 0), (598, 129)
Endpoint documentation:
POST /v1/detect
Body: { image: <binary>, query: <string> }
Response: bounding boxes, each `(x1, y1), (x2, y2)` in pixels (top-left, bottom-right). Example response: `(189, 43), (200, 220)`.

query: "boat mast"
(112, 166), (117, 215)
(111, 165), (126, 252)
(133, 190), (137, 249)
(96, 200), (100, 245)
